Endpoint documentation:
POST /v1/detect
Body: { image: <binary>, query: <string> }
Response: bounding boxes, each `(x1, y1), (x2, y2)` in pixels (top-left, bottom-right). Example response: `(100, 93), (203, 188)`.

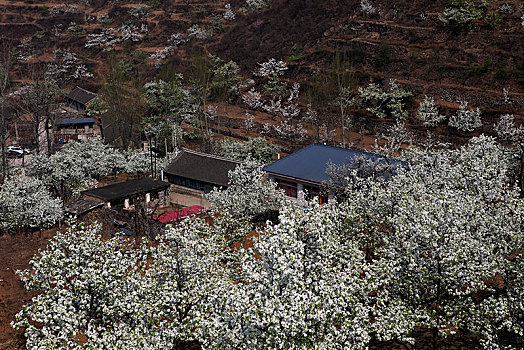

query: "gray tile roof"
(64, 197), (103, 215)
(66, 86), (97, 106)
(164, 149), (241, 187)
(82, 177), (170, 202)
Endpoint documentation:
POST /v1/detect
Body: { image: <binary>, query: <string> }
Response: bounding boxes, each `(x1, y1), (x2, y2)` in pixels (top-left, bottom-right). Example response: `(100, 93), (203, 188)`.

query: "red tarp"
(154, 205), (204, 224)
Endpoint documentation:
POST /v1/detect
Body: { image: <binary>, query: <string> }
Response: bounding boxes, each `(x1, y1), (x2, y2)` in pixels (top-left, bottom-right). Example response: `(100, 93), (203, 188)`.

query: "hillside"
(0, 0), (522, 150)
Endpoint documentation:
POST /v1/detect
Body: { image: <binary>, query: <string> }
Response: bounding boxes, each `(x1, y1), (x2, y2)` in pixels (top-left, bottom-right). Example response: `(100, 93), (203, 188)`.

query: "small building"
(65, 87), (97, 112)
(82, 177), (170, 210)
(64, 197), (103, 216)
(55, 117), (101, 143)
(263, 143), (399, 204)
(163, 149), (241, 207)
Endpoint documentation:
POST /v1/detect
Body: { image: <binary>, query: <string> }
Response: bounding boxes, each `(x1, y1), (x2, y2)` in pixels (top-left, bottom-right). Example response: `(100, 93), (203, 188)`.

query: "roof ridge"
(182, 148), (242, 164)
(311, 142), (373, 153)
(75, 86), (97, 95)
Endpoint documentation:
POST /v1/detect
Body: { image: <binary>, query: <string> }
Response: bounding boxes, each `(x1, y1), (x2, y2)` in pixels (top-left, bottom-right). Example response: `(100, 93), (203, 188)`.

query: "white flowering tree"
(13, 223), (170, 349)
(46, 49), (93, 83)
(150, 214), (248, 346)
(85, 28), (117, 49)
(219, 137), (280, 164)
(209, 201), (415, 349)
(448, 100), (482, 132)
(223, 4), (236, 20)
(31, 137), (148, 199)
(243, 62), (307, 142)
(494, 114), (524, 195)
(342, 135), (523, 349)
(0, 172), (63, 233)
(358, 79), (413, 120)
(207, 160), (284, 219)
(13, 217), (246, 349)
(417, 95), (446, 127)
(144, 77), (193, 149)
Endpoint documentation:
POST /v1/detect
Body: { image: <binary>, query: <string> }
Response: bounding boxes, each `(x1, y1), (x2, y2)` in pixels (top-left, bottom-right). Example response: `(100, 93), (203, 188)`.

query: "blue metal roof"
(262, 143), (396, 185)
(58, 117), (95, 126)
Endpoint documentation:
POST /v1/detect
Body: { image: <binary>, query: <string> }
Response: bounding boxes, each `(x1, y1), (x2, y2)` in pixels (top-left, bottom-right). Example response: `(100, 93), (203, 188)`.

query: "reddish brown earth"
(0, 0), (523, 348)
(0, 0), (522, 148)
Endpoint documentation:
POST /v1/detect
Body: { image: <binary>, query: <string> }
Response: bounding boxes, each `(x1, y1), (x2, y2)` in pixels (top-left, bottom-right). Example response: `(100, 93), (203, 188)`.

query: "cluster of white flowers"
(85, 29), (117, 48)
(85, 23), (147, 49)
(448, 100), (482, 132)
(149, 33), (188, 68)
(242, 112), (256, 130)
(207, 160), (284, 218)
(503, 87), (511, 104)
(254, 58), (288, 77)
(46, 49), (93, 82)
(360, 0), (376, 15)
(120, 24), (143, 42)
(416, 95), (446, 127)
(319, 123), (337, 143)
(187, 24), (210, 40)
(224, 3), (236, 20)
(13, 134), (524, 349)
(244, 0), (271, 11)
(31, 137), (149, 198)
(168, 32), (186, 47)
(244, 60), (307, 142)
(150, 47), (176, 67)
(0, 172), (63, 232)
(494, 114), (524, 141)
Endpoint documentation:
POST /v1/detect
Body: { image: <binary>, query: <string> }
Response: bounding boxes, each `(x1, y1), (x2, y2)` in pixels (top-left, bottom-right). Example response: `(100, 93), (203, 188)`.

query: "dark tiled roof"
(65, 87), (97, 105)
(58, 117), (95, 126)
(164, 149), (241, 187)
(82, 177), (170, 202)
(64, 197), (103, 215)
(263, 143), (400, 185)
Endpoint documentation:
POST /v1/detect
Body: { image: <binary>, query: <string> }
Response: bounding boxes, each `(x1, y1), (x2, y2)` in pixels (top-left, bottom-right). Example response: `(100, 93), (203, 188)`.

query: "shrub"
(375, 44), (391, 68)
(448, 100), (482, 132)
(439, 0), (484, 28)
(484, 11), (505, 28)
(358, 80), (413, 120)
(417, 96), (446, 127)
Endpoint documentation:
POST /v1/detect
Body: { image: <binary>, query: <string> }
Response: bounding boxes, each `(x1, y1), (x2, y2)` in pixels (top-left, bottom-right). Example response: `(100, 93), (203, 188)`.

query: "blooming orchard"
(13, 135), (524, 349)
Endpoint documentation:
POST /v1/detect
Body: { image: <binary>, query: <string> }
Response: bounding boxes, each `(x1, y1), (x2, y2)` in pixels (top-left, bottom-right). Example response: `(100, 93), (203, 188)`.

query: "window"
(303, 184), (328, 204)
(277, 179), (297, 198)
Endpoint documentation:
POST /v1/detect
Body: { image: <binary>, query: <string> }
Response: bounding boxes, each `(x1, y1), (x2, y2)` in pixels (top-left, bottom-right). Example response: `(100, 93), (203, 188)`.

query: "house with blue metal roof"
(55, 116), (101, 143)
(262, 143), (399, 203)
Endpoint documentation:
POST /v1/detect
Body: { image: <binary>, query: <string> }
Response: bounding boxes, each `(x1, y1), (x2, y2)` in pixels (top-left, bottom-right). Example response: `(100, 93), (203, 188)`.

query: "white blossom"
(361, 0), (376, 15)
(417, 95), (446, 127)
(187, 25), (210, 40)
(207, 160), (284, 218)
(224, 4), (236, 20)
(0, 172), (63, 232)
(448, 100), (482, 132)
(254, 58), (287, 78)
